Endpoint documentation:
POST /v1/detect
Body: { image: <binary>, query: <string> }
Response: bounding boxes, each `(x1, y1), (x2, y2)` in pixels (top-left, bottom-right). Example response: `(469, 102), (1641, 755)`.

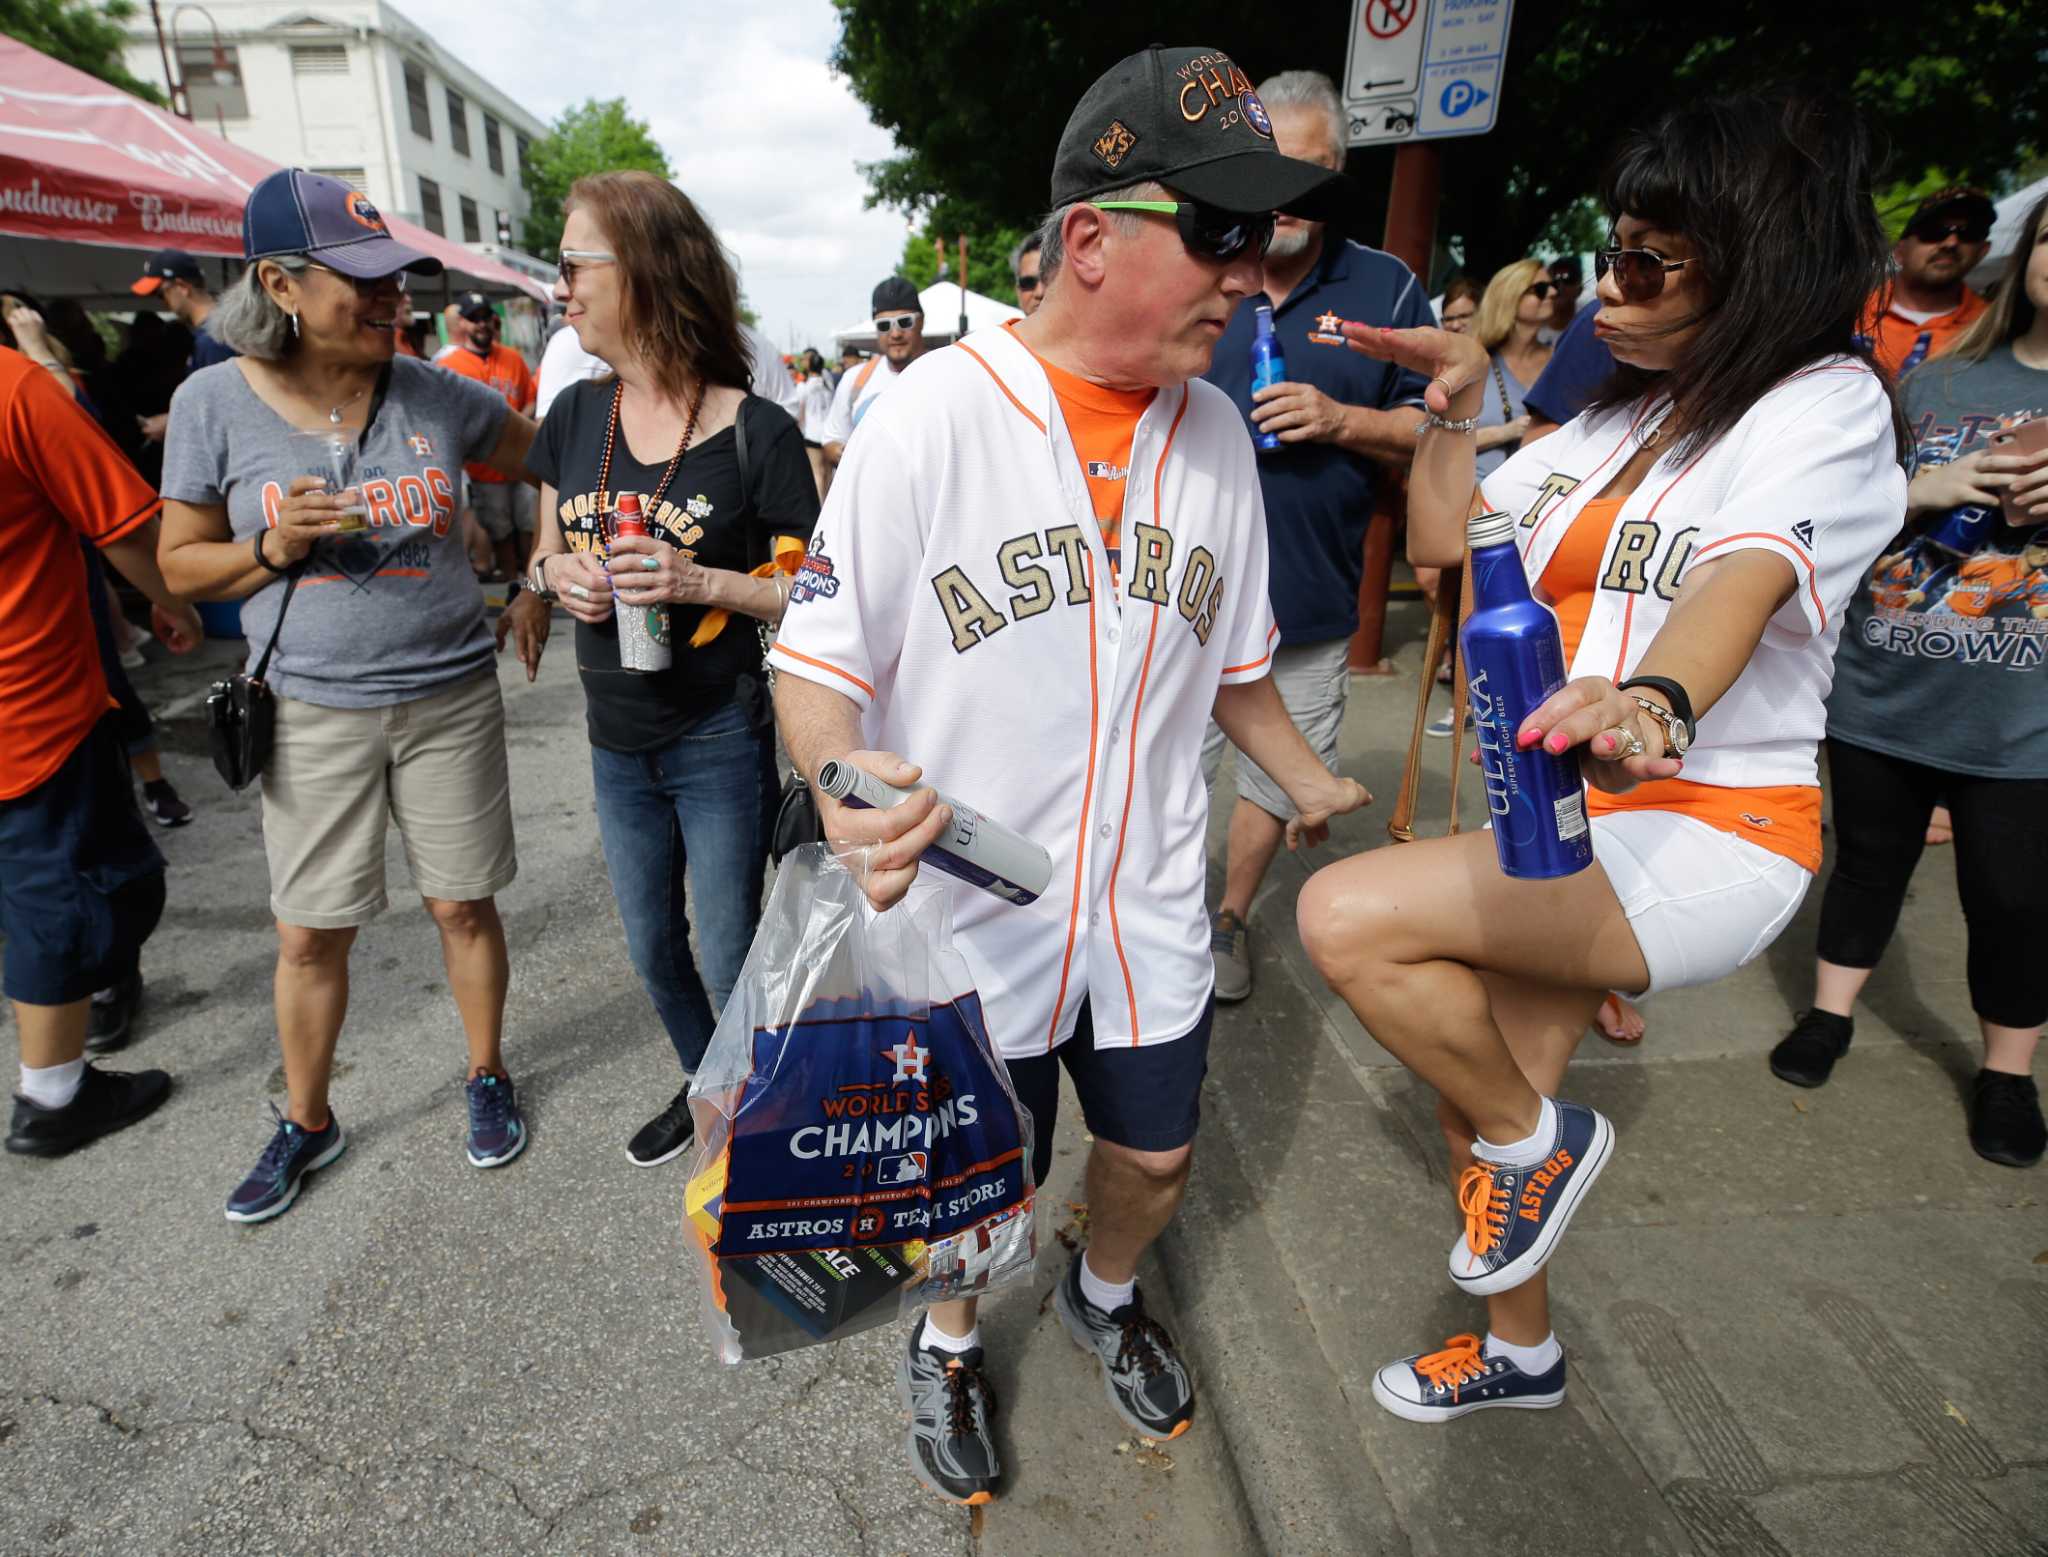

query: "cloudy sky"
(395, 0), (914, 351)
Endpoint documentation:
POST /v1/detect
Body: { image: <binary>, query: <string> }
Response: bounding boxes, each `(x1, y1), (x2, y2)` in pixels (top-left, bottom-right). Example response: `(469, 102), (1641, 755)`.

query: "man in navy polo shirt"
(1200, 68), (1431, 1001)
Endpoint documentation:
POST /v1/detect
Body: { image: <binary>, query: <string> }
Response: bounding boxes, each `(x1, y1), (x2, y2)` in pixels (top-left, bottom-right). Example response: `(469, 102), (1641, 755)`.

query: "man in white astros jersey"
(772, 45), (1371, 1507)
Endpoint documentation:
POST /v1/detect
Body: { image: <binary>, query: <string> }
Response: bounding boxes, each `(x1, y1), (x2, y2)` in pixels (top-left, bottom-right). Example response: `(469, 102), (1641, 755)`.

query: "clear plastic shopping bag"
(682, 844), (1037, 1363)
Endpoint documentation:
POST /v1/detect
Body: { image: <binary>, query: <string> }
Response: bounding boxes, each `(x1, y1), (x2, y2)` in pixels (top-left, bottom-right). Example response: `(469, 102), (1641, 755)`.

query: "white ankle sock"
(1079, 1252), (1136, 1314)
(920, 1313), (981, 1355)
(1485, 1331), (1562, 1374)
(20, 1059), (84, 1110)
(1476, 1096), (1559, 1169)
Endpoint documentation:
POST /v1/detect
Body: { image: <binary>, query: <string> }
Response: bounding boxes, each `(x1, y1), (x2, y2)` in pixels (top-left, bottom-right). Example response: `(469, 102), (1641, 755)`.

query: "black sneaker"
(1769, 1009), (1853, 1088)
(6, 1065), (172, 1157)
(85, 971), (143, 1054)
(1051, 1256), (1195, 1439)
(626, 1085), (695, 1167)
(142, 779), (193, 827)
(1968, 1070), (2045, 1169)
(225, 1105), (346, 1223)
(895, 1321), (999, 1505)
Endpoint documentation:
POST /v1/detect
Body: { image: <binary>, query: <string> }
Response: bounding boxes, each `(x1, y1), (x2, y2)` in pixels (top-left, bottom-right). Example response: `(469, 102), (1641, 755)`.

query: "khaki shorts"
(1200, 637), (1352, 820)
(261, 669), (517, 928)
(468, 478), (537, 540)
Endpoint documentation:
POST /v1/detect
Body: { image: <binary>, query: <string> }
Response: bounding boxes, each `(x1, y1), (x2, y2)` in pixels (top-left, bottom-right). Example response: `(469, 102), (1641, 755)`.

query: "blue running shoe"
(225, 1105), (345, 1224)
(465, 1072), (526, 1168)
(1449, 1099), (1613, 1296)
(1370, 1333), (1566, 1423)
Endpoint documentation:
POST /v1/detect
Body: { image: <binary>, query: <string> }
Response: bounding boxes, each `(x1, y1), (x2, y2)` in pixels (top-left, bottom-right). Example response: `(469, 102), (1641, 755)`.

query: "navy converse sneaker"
(464, 1072), (526, 1168)
(1052, 1255), (1195, 1440)
(1371, 1333), (1566, 1423)
(896, 1322), (999, 1506)
(1450, 1099), (1613, 1296)
(225, 1106), (345, 1223)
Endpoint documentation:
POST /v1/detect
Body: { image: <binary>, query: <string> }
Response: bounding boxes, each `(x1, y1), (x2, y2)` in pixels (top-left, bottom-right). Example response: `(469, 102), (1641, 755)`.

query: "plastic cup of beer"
(292, 429), (368, 532)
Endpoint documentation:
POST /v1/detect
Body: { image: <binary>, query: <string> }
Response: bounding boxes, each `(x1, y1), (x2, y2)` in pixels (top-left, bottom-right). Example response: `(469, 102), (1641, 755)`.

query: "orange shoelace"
(1458, 1163), (1510, 1258)
(1413, 1334), (1489, 1400)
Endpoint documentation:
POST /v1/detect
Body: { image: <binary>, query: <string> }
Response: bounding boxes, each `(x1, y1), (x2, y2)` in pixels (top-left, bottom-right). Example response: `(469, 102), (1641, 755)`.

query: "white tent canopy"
(1967, 176), (2048, 292)
(833, 282), (1021, 354)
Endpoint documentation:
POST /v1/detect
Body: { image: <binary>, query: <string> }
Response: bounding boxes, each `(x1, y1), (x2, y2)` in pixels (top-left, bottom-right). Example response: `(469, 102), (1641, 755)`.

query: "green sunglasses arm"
(1091, 201), (1183, 214)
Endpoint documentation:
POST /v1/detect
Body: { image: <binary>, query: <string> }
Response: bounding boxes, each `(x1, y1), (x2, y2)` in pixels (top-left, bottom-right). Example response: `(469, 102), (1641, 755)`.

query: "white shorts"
(1590, 810), (1812, 997)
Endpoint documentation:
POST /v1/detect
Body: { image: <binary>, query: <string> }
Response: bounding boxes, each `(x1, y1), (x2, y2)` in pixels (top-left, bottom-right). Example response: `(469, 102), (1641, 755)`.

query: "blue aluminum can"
(1461, 510), (1593, 879)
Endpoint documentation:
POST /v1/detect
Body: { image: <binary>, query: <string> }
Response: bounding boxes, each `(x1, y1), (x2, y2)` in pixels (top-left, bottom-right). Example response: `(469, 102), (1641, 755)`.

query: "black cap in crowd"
(457, 291), (496, 322)
(1906, 186), (1995, 235)
(1050, 46), (1346, 219)
(871, 276), (921, 315)
(131, 249), (205, 296)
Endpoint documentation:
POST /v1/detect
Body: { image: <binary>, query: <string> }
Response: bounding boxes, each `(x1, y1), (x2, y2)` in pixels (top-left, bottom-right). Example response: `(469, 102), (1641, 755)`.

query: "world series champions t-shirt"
(526, 381), (820, 752)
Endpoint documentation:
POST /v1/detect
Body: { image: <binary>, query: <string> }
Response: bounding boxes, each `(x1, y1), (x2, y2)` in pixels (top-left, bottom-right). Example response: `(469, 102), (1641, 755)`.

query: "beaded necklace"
(593, 377), (705, 545)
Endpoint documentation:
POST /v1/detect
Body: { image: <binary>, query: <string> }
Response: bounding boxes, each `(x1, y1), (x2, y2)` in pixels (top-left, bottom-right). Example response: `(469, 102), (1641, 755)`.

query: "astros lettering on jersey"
(1479, 357), (1906, 791)
(771, 325), (1278, 1059)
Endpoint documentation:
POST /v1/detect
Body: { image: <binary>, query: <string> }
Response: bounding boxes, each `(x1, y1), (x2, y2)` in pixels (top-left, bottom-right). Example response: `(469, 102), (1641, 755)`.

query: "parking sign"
(1346, 0), (1515, 147)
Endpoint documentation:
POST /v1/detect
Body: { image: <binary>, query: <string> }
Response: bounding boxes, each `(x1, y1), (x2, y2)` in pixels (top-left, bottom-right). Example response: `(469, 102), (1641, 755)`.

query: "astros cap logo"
(345, 191), (388, 233)
(1241, 89), (1273, 138)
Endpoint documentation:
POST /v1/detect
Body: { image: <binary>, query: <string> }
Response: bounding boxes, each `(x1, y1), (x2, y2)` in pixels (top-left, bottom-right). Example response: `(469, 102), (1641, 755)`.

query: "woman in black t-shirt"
(508, 171), (819, 1167)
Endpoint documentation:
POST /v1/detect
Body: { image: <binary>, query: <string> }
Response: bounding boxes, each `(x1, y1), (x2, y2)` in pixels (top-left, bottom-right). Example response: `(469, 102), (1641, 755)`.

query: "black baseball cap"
(1051, 46), (1346, 219)
(871, 276), (921, 315)
(1906, 186), (1995, 236)
(457, 291), (496, 322)
(131, 249), (204, 296)
(243, 168), (442, 279)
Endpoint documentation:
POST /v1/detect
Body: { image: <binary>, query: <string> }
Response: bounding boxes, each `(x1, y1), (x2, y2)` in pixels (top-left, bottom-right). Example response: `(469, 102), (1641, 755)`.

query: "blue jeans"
(591, 700), (777, 1073)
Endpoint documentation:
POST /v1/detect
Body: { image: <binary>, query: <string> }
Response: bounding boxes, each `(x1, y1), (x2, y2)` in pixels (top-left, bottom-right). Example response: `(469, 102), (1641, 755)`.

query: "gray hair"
(1009, 231), (1042, 273)
(1257, 69), (1345, 158)
(209, 257), (310, 361)
(1035, 180), (1167, 295)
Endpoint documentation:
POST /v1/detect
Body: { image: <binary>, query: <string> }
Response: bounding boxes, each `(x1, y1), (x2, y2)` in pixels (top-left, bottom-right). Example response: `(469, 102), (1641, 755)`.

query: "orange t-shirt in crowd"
(0, 349), (163, 801)
(1023, 344), (1155, 586)
(1539, 496), (1823, 872)
(439, 341), (533, 483)
(1856, 285), (1987, 379)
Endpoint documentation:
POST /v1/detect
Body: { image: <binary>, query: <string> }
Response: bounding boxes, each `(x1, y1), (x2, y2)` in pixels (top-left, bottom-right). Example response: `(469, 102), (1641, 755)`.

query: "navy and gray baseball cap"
(131, 249), (204, 295)
(243, 168), (442, 279)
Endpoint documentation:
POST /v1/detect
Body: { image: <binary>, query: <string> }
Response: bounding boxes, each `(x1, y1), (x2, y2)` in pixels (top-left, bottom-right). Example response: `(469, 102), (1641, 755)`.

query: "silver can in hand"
(611, 493), (672, 673)
(815, 760), (1053, 906)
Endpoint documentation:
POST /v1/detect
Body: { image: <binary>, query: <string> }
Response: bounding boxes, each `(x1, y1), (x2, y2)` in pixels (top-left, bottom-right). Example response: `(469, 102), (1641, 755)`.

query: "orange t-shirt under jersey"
(1020, 338), (1155, 586)
(1540, 496), (1823, 872)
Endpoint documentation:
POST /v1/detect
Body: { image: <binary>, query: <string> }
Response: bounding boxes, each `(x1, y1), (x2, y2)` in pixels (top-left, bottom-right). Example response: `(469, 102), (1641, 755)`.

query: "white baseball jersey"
(771, 325), (1278, 1058)
(820, 354), (903, 446)
(1480, 357), (1906, 790)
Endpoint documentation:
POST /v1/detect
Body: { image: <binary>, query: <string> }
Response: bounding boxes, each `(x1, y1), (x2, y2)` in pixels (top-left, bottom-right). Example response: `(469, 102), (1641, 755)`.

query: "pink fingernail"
(1549, 734), (1568, 753)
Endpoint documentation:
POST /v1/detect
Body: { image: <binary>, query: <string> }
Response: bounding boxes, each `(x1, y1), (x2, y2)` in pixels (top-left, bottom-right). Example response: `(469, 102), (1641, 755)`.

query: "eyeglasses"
(1906, 219), (1991, 245)
(1595, 244), (1696, 302)
(308, 261), (407, 297)
(875, 314), (920, 334)
(1527, 281), (1555, 300)
(1093, 200), (1275, 262)
(557, 249), (617, 287)
(1015, 274), (1041, 292)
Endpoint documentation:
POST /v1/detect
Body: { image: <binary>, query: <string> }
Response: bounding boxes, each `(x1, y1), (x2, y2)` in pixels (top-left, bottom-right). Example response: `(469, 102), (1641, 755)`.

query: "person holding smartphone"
(1772, 194), (2048, 1169)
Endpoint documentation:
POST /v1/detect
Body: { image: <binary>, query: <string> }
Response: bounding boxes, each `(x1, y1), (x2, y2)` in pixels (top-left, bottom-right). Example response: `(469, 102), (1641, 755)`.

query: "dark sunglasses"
(308, 261), (408, 297)
(1528, 281), (1556, 300)
(1093, 199), (1275, 262)
(1907, 218), (1991, 245)
(1015, 273), (1041, 292)
(1595, 245), (1695, 302)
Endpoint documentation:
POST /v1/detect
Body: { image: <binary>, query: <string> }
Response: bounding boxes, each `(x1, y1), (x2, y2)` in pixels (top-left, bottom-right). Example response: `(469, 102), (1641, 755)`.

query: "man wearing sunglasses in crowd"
(820, 276), (926, 469)
(1198, 67), (1422, 1002)
(770, 44), (1368, 1507)
(1012, 232), (1044, 317)
(1856, 186), (1994, 379)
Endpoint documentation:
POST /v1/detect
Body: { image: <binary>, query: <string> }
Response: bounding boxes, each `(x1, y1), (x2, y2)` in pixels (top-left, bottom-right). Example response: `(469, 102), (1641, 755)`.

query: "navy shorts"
(1002, 997), (1215, 1185)
(0, 716), (166, 1005)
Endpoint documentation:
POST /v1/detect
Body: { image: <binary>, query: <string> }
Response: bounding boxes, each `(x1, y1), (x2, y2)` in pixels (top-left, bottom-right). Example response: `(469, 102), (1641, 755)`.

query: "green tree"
(519, 98), (672, 260)
(0, 0), (166, 103)
(899, 210), (1032, 306)
(832, 0), (2043, 286)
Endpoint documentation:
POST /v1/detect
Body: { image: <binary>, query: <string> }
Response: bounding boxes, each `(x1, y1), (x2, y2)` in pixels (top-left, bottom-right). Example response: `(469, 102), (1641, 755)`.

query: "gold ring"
(1610, 724), (1645, 759)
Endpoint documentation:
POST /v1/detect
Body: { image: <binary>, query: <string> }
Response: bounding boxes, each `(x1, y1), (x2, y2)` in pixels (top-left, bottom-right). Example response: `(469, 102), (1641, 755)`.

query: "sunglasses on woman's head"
(875, 314), (920, 334)
(1092, 199), (1275, 262)
(1595, 244), (1695, 302)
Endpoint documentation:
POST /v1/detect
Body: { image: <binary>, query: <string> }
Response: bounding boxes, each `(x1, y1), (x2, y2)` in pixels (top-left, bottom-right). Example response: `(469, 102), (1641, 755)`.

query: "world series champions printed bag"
(682, 844), (1037, 1363)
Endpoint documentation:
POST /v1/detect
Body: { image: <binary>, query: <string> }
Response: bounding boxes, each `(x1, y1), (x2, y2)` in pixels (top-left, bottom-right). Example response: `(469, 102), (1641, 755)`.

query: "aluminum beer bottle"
(1461, 508), (1593, 879)
(813, 760), (1053, 906)
(1250, 303), (1285, 453)
(611, 493), (673, 673)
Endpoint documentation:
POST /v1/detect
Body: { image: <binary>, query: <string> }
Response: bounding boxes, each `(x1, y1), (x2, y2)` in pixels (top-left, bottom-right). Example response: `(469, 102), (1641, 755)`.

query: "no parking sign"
(1346, 0), (1514, 146)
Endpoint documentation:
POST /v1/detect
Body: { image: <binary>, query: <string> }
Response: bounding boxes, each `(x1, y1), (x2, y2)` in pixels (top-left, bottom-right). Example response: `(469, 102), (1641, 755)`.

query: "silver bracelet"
(1419, 410), (1482, 435)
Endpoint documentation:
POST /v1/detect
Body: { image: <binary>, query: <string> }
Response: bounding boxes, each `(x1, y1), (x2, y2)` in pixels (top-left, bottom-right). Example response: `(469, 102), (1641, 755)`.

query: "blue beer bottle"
(1461, 508), (1593, 879)
(1250, 303), (1285, 453)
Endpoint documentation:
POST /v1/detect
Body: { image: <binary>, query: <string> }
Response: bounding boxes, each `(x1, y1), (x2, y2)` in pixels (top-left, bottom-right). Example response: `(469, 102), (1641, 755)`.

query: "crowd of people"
(0, 38), (2039, 1520)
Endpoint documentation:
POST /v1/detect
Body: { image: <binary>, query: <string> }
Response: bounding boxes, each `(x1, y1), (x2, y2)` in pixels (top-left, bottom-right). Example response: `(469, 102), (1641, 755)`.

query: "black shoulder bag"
(731, 397), (826, 860)
(206, 363), (393, 791)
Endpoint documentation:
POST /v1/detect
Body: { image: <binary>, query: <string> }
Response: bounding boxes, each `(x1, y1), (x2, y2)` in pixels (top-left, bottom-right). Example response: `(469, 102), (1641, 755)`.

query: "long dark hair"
(565, 171), (751, 404)
(1587, 93), (1908, 463)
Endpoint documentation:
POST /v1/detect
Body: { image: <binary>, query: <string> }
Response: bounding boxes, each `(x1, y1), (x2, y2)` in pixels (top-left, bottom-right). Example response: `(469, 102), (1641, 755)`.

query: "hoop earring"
(289, 311), (300, 340)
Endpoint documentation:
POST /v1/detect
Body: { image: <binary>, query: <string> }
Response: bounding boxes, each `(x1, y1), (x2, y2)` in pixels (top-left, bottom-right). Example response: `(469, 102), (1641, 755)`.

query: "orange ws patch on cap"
(1093, 119), (1138, 170)
(345, 191), (388, 233)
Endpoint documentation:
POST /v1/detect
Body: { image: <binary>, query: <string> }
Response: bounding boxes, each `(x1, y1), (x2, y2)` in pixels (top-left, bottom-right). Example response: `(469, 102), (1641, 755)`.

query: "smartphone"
(1991, 417), (2048, 525)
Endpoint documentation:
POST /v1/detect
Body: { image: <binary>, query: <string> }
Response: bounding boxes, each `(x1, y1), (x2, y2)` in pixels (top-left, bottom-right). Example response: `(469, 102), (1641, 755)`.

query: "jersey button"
(1107, 725), (1119, 744)
(1106, 627), (1120, 644)
(1097, 822), (1112, 839)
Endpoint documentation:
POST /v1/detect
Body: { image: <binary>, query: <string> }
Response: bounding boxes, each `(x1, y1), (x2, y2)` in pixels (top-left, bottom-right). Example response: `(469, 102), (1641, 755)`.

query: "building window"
(418, 176), (444, 236)
(180, 44), (247, 121)
(446, 88), (470, 157)
(459, 195), (481, 244)
(514, 132), (531, 178)
(314, 167), (368, 193)
(404, 60), (431, 140)
(484, 113), (503, 175)
(290, 43), (348, 75)
(496, 208), (513, 246)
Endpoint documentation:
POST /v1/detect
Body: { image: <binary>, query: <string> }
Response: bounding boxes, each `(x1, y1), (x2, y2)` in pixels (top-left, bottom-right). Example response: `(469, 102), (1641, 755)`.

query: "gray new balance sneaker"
(896, 1320), (998, 1505)
(1052, 1256), (1195, 1439)
(1210, 908), (1251, 1004)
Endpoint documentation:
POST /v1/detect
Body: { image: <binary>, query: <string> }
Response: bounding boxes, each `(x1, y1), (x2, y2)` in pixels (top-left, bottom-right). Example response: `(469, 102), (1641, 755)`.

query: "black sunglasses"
(1093, 199), (1275, 262)
(1907, 218), (1991, 245)
(1015, 273), (1041, 291)
(1528, 281), (1555, 300)
(1595, 244), (1695, 302)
